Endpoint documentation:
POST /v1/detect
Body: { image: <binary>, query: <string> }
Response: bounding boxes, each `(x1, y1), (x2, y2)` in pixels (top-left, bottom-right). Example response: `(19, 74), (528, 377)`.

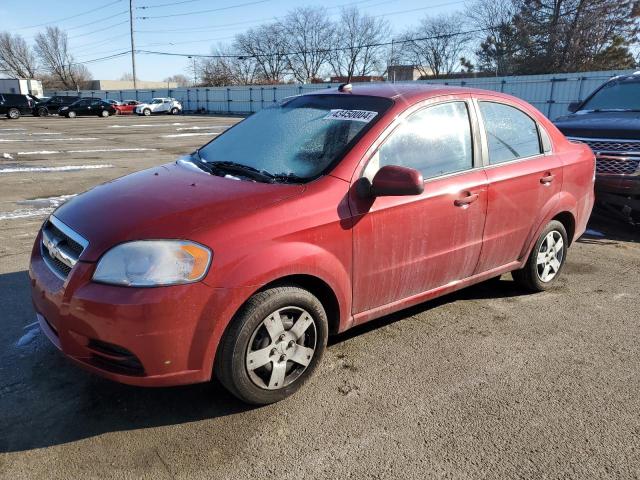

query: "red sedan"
(114, 100), (141, 115)
(29, 84), (595, 405)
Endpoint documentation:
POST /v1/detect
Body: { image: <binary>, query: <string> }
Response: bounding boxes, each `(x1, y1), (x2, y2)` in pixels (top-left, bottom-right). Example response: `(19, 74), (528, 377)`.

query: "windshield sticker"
(324, 109), (378, 123)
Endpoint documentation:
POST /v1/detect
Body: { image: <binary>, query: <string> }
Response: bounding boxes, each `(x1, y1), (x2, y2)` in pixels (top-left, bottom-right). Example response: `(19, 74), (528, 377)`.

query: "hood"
(554, 111), (640, 140)
(54, 160), (305, 261)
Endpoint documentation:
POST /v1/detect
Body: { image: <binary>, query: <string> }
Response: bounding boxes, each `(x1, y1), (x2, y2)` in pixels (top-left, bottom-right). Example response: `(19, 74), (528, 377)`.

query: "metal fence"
(47, 69), (636, 120)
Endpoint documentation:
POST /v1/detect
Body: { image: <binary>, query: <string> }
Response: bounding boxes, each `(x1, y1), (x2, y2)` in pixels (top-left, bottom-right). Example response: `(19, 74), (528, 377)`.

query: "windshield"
(581, 78), (640, 111)
(197, 94), (393, 181)
(151, 98), (163, 104)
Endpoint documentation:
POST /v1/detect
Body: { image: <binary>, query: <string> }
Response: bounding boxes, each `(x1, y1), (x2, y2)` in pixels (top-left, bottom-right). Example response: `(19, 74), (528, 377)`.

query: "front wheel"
(143, 108), (151, 116)
(170, 107), (180, 115)
(67, 111), (77, 118)
(215, 286), (328, 405)
(513, 220), (568, 291)
(7, 108), (20, 119)
(100, 110), (110, 117)
(37, 107), (48, 117)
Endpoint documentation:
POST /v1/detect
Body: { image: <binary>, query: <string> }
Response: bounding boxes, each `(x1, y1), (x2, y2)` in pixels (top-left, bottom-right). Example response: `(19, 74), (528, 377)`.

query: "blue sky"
(2, 0), (464, 81)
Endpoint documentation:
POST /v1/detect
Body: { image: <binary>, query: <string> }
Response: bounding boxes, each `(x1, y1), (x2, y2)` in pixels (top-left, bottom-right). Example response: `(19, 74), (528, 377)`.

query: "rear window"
(198, 94), (393, 181)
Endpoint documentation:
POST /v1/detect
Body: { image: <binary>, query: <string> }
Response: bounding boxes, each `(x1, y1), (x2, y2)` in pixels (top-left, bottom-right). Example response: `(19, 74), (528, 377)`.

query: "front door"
(350, 99), (488, 316)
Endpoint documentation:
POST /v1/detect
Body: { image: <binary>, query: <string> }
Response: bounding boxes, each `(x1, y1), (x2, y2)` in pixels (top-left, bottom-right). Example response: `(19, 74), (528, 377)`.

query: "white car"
(135, 97), (182, 116)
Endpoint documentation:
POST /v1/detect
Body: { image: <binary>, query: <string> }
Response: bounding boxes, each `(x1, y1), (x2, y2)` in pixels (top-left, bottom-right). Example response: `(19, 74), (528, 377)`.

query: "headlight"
(93, 240), (211, 286)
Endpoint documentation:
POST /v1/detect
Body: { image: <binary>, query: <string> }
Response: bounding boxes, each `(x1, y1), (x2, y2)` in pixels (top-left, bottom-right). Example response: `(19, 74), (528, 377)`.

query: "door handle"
(454, 192), (479, 207)
(540, 173), (555, 184)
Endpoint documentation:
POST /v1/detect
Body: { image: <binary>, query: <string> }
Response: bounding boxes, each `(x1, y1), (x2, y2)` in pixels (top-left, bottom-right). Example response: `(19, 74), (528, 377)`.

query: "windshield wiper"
(208, 161), (274, 182)
(588, 108), (640, 113)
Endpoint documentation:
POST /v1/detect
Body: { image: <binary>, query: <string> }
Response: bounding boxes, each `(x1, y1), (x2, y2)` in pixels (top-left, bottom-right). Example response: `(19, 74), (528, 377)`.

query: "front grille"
(596, 157), (640, 175)
(40, 216), (89, 279)
(568, 137), (640, 176)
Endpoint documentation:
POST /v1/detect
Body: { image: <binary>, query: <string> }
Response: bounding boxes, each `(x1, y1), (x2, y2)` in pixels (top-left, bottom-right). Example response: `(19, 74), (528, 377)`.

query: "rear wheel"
(7, 108), (20, 119)
(215, 286), (328, 405)
(143, 108), (151, 116)
(67, 111), (76, 118)
(513, 220), (568, 291)
(100, 110), (110, 117)
(37, 107), (48, 117)
(170, 107), (179, 115)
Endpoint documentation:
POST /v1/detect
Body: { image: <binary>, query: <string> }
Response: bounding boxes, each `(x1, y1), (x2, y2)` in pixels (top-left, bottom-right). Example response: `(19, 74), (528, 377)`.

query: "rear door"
(473, 97), (563, 273)
(350, 97), (488, 316)
(0, 94), (5, 114)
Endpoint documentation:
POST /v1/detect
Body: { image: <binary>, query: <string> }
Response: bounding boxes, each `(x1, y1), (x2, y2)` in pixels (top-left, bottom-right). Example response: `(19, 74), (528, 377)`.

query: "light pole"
(129, 0), (137, 89)
(188, 56), (197, 86)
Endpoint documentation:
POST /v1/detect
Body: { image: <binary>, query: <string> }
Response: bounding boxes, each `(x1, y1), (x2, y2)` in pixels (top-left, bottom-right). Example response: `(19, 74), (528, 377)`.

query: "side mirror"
(568, 101), (581, 113)
(369, 165), (424, 197)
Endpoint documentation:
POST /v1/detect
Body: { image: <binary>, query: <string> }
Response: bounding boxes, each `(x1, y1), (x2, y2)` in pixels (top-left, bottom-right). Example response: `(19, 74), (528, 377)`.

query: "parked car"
(33, 95), (80, 116)
(554, 72), (640, 220)
(59, 98), (117, 118)
(114, 100), (141, 115)
(135, 97), (182, 115)
(0, 93), (35, 119)
(30, 84), (595, 405)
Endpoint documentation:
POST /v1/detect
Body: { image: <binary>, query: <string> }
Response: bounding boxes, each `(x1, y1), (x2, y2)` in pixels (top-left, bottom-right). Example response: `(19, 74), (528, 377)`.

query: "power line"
(133, 0), (392, 34)
(68, 20), (130, 40)
(138, 0), (206, 9)
(136, 26), (492, 59)
(15, 0), (125, 30)
(137, 0), (270, 20)
(65, 11), (129, 31)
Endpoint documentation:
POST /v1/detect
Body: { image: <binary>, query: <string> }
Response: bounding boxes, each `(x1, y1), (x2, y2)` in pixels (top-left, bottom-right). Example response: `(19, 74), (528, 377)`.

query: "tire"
(512, 220), (568, 292)
(100, 110), (109, 117)
(7, 108), (20, 119)
(170, 107), (179, 115)
(38, 107), (48, 117)
(143, 108), (151, 116)
(67, 111), (76, 118)
(215, 286), (328, 405)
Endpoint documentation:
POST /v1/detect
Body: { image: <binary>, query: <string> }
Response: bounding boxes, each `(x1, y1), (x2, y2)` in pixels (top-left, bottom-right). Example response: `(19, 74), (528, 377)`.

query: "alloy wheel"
(536, 230), (564, 282)
(8, 109), (19, 119)
(245, 306), (317, 390)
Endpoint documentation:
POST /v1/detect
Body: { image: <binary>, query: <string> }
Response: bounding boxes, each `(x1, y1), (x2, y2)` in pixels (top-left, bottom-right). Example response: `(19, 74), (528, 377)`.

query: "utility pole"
(129, 0), (137, 89)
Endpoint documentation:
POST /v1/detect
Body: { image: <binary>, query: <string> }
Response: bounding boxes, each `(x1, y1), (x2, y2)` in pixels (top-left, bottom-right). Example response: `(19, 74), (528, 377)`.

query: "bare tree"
(234, 23), (289, 84)
(280, 7), (335, 83)
(34, 27), (90, 90)
(466, 0), (517, 74)
(163, 74), (190, 87)
(198, 45), (258, 86)
(328, 7), (390, 80)
(0, 32), (38, 78)
(400, 14), (472, 78)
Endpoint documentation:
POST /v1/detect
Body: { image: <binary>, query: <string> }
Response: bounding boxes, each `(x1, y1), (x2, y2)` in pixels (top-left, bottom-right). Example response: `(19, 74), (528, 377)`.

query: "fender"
(206, 240), (352, 331)
(518, 190), (578, 264)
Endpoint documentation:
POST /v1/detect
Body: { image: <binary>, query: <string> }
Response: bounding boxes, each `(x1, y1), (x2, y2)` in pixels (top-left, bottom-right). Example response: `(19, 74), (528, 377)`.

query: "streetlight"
(188, 56), (197, 86)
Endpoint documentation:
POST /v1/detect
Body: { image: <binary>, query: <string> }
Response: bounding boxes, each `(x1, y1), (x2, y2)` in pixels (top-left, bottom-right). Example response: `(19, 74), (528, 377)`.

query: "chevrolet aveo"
(30, 84), (595, 405)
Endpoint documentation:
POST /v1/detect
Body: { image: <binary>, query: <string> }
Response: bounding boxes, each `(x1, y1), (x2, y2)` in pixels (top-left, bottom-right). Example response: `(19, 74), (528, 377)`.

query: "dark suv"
(33, 95), (80, 116)
(554, 72), (640, 219)
(0, 93), (35, 119)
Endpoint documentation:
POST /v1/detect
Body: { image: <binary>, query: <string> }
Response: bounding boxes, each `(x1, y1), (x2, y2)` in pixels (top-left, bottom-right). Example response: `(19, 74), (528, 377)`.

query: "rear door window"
(479, 102), (541, 164)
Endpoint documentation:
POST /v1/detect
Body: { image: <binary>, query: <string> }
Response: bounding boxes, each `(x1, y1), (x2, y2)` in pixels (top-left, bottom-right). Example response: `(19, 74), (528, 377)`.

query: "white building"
(0, 78), (44, 97)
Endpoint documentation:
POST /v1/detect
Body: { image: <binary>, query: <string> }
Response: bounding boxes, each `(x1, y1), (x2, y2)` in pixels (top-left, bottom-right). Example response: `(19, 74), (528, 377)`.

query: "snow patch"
(16, 326), (40, 347)
(584, 229), (605, 237)
(16, 148), (156, 155)
(0, 137), (98, 143)
(1, 194), (76, 220)
(0, 164), (113, 173)
(2, 152), (13, 159)
(109, 123), (186, 128)
(176, 125), (232, 131)
(161, 132), (220, 138)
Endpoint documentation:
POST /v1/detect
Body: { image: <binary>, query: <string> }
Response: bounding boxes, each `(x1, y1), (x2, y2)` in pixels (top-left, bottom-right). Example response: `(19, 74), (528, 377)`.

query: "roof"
(308, 82), (515, 103)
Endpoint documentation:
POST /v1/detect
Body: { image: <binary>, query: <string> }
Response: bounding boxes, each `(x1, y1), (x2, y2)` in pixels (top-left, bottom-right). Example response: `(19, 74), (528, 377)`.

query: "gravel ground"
(0, 114), (639, 479)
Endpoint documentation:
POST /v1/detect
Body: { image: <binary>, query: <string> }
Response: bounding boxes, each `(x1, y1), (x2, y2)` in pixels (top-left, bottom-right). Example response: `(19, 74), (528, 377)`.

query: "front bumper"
(596, 174), (640, 196)
(29, 232), (246, 387)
